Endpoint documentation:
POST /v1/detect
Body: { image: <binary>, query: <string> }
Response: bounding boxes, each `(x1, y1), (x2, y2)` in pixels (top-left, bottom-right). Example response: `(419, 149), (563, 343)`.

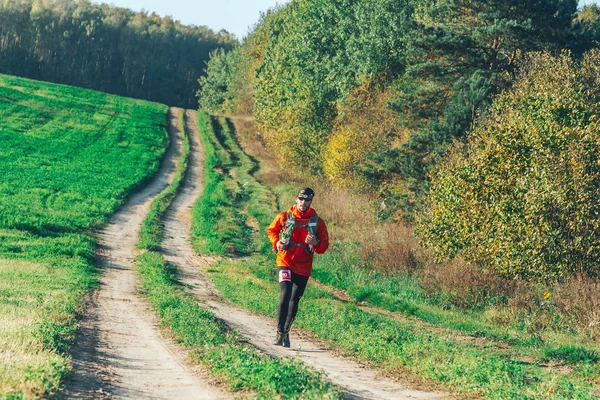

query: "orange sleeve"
(313, 217), (329, 254)
(267, 212), (285, 251)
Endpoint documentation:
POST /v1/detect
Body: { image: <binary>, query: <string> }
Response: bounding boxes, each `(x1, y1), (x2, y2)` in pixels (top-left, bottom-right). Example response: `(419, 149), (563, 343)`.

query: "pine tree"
(390, 0), (578, 219)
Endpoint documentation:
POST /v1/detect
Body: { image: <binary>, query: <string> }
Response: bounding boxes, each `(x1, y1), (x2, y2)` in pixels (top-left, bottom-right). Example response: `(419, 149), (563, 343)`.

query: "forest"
(198, 0), (600, 282)
(0, 0), (236, 108)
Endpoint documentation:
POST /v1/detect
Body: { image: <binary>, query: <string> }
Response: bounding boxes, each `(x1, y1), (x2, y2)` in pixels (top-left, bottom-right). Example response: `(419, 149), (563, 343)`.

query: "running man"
(267, 187), (329, 347)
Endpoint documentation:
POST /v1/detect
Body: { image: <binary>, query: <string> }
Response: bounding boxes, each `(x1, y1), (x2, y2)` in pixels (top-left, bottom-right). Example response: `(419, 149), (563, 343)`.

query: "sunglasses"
(297, 196), (313, 201)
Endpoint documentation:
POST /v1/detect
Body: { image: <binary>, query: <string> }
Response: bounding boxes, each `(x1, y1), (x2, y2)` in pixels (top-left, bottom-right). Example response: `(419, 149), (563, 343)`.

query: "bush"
(419, 50), (600, 280)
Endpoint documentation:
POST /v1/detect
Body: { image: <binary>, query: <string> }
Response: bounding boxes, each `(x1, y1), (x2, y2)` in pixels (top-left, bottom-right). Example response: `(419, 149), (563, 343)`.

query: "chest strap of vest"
(288, 241), (313, 254)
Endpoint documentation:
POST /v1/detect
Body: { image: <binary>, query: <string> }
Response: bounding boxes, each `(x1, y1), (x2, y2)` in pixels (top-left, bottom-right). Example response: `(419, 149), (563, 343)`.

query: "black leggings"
(276, 267), (309, 333)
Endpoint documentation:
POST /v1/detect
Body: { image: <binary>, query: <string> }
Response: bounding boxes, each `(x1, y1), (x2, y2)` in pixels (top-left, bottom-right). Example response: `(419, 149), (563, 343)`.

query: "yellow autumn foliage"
(324, 80), (406, 192)
(420, 50), (600, 280)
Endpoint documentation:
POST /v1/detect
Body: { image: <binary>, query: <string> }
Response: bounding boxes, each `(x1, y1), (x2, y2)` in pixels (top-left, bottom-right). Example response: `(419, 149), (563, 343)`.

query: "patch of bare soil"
(60, 108), (232, 399)
(161, 111), (450, 400)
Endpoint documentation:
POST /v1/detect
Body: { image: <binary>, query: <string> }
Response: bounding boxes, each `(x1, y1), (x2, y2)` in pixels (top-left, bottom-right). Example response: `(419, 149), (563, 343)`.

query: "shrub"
(419, 50), (600, 280)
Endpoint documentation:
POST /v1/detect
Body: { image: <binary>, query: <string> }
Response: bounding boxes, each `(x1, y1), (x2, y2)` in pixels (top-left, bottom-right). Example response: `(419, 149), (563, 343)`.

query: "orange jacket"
(267, 205), (329, 276)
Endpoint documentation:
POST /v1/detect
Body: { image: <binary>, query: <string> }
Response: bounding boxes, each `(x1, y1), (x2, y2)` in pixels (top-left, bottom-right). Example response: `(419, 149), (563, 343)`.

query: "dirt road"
(161, 111), (447, 400)
(62, 108), (447, 399)
(61, 108), (231, 399)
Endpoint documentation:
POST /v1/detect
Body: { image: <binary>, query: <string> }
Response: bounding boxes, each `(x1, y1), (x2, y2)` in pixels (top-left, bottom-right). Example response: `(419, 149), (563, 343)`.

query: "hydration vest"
(280, 211), (319, 253)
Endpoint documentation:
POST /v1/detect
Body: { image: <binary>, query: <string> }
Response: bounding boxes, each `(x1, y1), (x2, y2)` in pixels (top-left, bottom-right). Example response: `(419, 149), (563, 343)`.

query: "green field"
(0, 74), (169, 397)
(192, 114), (600, 399)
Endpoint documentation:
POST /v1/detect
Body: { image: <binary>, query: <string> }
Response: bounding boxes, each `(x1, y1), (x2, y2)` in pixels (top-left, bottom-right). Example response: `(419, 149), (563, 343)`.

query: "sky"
(581, 0), (599, 7)
(93, 0), (290, 40)
(95, 0), (596, 42)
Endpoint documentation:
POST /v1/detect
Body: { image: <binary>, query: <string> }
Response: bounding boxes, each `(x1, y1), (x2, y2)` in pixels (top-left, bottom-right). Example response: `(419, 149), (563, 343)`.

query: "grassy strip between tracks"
(138, 108), (188, 251)
(191, 114), (599, 399)
(135, 111), (339, 399)
(0, 74), (169, 398)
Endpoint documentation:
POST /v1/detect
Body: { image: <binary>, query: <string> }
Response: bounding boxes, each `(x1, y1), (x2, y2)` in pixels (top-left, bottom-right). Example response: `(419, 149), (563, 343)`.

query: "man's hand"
(276, 239), (287, 251)
(305, 233), (319, 246)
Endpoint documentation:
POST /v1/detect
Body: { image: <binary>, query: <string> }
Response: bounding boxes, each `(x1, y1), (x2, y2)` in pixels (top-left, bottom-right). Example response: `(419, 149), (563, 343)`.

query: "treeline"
(198, 0), (600, 280)
(0, 0), (236, 108)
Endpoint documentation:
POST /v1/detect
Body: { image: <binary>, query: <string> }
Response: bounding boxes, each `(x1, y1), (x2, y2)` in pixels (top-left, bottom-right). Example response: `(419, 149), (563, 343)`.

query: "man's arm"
(313, 217), (329, 254)
(267, 212), (284, 251)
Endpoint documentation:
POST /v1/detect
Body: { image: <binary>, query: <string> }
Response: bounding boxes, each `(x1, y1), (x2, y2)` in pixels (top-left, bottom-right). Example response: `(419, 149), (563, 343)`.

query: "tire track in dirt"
(161, 110), (449, 400)
(61, 108), (231, 399)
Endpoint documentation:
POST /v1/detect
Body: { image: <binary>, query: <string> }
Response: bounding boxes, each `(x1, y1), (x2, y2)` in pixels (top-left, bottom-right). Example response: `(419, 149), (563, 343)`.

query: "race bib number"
(279, 269), (292, 282)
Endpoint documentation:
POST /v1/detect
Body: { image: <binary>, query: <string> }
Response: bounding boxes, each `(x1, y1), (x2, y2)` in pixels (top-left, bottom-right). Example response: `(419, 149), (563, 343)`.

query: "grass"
(0, 75), (168, 234)
(209, 257), (598, 399)
(0, 256), (74, 398)
(192, 114), (600, 399)
(0, 73), (169, 397)
(135, 110), (339, 399)
(190, 113), (237, 254)
(191, 113), (276, 256)
(311, 245), (600, 359)
(312, 246), (529, 343)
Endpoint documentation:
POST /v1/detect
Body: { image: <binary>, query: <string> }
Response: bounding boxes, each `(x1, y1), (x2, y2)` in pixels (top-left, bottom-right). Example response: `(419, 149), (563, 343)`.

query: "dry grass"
(227, 116), (295, 188)
(0, 259), (70, 396)
(552, 274), (600, 334)
(227, 116), (269, 159)
(501, 275), (600, 337)
(421, 258), (515, 309)
(360, 223), (421, 275)
(309, 185), (370, 236)
(0, 333), (65, 397)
